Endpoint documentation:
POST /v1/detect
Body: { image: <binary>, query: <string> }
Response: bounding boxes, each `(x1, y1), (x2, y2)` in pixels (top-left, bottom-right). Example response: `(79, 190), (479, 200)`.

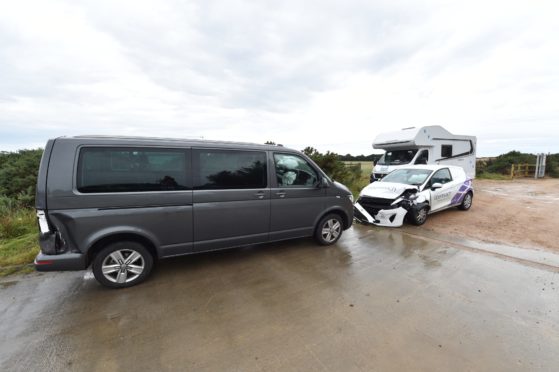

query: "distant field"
(343, 161), (373, 196)
(343, 161), (374, 176)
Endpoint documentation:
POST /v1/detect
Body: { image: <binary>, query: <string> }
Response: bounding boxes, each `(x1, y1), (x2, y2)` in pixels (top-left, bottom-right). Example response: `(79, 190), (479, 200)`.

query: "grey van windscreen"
(77, 147), (189, 193)
(193, 149), (267, 190)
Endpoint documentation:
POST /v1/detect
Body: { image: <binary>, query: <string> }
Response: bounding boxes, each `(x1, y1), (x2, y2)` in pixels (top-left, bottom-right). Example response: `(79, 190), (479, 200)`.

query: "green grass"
(0, 208), (39, 276)
(476, 172), (511, 180)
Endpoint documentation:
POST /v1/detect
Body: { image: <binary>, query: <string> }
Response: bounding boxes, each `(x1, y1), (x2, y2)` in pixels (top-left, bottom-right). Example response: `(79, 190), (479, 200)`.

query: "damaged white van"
(354, 165), (473, 227)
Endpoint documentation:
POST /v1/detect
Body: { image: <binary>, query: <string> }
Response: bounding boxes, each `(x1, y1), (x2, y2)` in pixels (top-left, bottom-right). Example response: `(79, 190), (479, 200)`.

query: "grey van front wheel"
(92, 241), (153, 288)
(315, 214), (343, 245)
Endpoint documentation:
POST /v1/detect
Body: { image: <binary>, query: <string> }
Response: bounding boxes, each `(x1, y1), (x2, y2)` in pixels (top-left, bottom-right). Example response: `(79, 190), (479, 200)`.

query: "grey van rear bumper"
(35, 252), (87, 271)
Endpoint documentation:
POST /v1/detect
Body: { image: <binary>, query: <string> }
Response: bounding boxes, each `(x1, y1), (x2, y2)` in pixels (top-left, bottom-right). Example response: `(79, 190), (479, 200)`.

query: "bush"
(0, 149), (43, 208)
(476, 151), (559, 178)
(547, 154), (559, 178)
(0, 202), (36, 240)
(302, 147), (362, 187)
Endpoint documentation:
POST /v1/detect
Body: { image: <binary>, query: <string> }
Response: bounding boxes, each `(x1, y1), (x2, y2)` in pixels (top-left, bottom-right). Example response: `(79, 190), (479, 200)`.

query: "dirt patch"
(410, 178), (559, 252)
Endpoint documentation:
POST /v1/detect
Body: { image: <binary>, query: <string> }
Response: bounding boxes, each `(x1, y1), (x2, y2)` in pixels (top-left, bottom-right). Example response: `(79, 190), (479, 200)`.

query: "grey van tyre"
(458, 192), (473, 211)
(315, 214), (343, 245)
(410, 205), (429, 226)
(92, 241), (153, 288)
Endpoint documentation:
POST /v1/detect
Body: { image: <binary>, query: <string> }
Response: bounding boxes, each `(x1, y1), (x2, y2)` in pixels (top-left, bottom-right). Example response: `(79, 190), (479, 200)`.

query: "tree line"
(1, 147), (558, 210)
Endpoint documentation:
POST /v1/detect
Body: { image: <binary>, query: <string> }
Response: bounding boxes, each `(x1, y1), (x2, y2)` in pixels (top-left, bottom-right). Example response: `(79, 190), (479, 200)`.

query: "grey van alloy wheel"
(101, 249), (145, 284)
(315, 214), (343, 245)
(92, 241), (153, 288)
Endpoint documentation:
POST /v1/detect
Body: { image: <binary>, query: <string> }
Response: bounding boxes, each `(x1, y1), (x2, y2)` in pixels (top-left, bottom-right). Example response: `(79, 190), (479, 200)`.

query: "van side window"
(193, 149), (267, 190)
(77, 148), (189, 193)
(430, 168), (452, 185)
(441, 145), (452, 158)
(274, 154), (318, 187)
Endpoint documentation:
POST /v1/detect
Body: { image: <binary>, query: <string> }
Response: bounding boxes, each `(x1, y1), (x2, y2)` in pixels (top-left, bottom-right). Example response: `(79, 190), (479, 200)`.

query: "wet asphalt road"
(1, 224), (558, 372)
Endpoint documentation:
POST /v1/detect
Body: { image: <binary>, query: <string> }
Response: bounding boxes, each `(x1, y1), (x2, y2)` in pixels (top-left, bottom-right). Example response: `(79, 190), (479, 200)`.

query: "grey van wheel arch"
(314, 209), (349, 233)
(86, 233), (158, 267)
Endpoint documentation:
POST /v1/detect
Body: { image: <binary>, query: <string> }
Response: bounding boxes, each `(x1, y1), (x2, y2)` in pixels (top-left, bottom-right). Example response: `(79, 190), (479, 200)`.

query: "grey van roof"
(59, 135), (287, 151)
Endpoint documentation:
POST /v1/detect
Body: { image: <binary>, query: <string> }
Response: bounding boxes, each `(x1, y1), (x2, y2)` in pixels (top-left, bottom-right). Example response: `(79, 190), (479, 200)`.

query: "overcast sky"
(1, 0), (558, 156)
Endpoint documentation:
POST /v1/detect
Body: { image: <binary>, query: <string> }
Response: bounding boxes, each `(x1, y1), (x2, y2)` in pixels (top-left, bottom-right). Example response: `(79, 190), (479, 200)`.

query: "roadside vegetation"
(0, 149), (42, 276)
(1, 146), (558, 277)
(476, 151), (559, 178)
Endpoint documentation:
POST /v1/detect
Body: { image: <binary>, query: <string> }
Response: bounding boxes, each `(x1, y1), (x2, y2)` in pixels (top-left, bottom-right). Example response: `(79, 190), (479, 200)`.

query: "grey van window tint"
(193, 149), (267, 190)
(77, 148), (189, 193)
(274, 154), (318, 187)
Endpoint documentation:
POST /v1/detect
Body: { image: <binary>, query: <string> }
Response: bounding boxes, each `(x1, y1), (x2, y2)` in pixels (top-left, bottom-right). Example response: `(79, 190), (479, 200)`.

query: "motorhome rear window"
(193, 149), (267, 190)
(77, 147), (189, 193)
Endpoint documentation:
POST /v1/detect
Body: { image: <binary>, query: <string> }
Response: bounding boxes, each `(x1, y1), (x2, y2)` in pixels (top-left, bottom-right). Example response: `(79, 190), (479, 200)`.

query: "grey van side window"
(77, 147), (189, 193)
(193, 149), (267, 190)
(274, 153), (318, 187)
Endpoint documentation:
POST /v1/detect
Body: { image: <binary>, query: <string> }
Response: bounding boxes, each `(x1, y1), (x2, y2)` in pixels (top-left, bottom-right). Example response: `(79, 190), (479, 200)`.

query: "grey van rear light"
(37, 211), (50, 234)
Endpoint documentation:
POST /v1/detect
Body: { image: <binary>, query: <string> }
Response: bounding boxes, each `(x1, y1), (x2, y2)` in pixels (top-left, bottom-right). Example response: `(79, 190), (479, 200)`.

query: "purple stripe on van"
(450, 179), (472, 205)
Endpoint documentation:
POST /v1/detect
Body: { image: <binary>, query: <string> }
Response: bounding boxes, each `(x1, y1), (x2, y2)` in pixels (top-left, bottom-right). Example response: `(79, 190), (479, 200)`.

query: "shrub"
(302, 147), (362, 187)
(0, 149), (43, 208)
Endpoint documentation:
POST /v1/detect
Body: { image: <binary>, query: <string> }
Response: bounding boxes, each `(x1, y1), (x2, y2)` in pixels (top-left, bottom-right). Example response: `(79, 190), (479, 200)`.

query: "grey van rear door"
(191, 148), (271, 252)
(270, 152), (326, 240)
(47, 142), (194, 259)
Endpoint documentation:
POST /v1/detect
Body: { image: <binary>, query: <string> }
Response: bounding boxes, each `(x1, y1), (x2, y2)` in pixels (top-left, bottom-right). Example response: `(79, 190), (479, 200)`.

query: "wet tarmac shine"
(1, 225), (558, 371)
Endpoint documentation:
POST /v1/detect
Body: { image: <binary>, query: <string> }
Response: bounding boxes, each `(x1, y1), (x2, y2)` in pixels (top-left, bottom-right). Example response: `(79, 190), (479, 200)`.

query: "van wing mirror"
(431, 182), (443, 190)
(317, 177), (329, 188)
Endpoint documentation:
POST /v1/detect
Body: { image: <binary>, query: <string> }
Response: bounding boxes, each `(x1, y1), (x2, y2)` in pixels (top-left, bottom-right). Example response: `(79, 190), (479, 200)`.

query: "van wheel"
(458, 192), (473, 210)
(92, 241), (153, 288)
(315, 214), (343, 245)
(410, 205), (429, 226)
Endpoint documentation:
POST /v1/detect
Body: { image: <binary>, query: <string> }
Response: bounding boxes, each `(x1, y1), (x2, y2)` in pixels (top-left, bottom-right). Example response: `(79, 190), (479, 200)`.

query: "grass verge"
(476, 172), (512, 180)
(0, 208), (39, 277)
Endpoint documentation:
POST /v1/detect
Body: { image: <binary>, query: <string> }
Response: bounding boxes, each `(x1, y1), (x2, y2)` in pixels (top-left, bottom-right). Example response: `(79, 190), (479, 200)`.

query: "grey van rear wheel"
(92, 241), (153, 288)
(315, 214), (343, 245)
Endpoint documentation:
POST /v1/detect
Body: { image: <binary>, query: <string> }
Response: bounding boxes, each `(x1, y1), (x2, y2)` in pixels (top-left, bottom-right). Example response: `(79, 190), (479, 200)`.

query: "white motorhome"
(370, 126), (476, 182)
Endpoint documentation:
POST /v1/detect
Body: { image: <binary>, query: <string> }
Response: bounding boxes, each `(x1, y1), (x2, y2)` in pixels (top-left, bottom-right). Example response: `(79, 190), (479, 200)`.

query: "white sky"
(1, 0), (558, 156)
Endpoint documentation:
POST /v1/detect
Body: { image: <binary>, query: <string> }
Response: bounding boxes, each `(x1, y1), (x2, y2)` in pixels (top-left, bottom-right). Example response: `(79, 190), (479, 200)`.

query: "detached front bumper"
(354, 202), (408, 227)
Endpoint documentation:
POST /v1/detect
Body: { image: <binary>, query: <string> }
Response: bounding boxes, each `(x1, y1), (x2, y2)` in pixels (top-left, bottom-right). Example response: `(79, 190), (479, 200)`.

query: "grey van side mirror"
(317, 177), (329, 188)
(431, 182), (443, 190)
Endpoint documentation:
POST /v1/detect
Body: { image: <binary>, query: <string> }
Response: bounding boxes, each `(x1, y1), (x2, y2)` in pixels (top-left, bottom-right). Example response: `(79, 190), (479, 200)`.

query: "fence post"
(510, 164), (514, 179)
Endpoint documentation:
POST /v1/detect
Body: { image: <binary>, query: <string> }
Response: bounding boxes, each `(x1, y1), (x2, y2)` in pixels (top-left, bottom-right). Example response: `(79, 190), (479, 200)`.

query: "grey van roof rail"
(69, 135), (265, 147)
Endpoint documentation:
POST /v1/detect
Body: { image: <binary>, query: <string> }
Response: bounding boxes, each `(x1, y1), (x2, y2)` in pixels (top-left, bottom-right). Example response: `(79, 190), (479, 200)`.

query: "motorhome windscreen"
(377, 149), (418, 165)
(381, 169), (433, 186)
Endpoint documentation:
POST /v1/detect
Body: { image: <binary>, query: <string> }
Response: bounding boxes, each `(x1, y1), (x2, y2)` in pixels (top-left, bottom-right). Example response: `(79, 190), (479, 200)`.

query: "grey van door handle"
(276, 191), (286, 198)
(254, 191), (265, 199)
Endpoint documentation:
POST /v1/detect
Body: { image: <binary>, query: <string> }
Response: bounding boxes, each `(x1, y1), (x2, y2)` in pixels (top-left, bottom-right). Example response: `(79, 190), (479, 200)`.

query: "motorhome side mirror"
(431, 182), (443, 190)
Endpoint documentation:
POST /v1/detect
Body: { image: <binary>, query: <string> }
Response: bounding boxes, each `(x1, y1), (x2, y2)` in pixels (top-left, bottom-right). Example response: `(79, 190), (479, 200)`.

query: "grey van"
(34, 136), (354, 288)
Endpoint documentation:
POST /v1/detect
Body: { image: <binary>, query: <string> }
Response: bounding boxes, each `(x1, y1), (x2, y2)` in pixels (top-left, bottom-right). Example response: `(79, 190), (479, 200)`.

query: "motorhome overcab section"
(371, 126), (476, 182)
(355, 165), (473, 227)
